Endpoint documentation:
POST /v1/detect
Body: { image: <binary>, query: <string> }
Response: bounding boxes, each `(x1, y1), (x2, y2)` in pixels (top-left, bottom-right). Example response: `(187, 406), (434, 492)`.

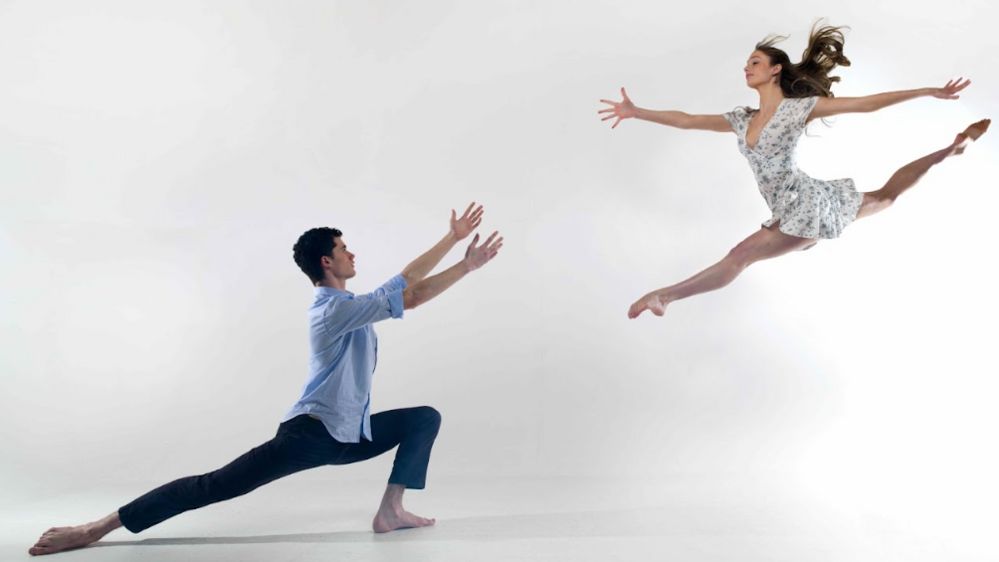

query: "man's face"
(326, 237), (356, 280)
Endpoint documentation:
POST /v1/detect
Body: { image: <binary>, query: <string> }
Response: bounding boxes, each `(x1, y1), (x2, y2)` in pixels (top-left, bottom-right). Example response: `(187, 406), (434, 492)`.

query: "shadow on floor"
(91, 505), (796, 548)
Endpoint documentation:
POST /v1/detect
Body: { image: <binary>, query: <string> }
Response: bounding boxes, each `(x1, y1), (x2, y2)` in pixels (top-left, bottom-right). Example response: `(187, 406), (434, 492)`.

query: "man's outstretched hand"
(450, 202), (484, 241)
(463, 231), (503, 272)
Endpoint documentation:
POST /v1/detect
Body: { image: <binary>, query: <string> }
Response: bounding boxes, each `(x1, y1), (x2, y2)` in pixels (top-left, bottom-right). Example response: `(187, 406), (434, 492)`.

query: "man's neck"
(316, 277), (347, 291)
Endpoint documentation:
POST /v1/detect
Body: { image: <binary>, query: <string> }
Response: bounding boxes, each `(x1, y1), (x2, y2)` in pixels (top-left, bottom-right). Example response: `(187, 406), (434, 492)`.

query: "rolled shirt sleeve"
(321, 274), (407, 338)
(375, 274), (407, 320)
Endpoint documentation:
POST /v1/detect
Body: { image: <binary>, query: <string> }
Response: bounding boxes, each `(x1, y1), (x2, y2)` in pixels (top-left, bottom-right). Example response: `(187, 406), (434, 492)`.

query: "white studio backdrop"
(2, 0), (997, 542)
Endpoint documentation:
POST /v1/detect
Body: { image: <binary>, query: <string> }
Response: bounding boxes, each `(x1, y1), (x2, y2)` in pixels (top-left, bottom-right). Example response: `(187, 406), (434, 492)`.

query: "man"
(29, 202), (502, 556)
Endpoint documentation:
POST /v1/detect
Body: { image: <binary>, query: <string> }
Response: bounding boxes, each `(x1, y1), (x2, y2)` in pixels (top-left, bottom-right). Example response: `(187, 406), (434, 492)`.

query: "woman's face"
(743, 50), (781, 89)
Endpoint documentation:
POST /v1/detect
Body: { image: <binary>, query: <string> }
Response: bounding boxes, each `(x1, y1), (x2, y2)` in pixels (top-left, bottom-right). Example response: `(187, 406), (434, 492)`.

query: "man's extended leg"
(29, 415), (333, 556)
(118, 416), (333, 532)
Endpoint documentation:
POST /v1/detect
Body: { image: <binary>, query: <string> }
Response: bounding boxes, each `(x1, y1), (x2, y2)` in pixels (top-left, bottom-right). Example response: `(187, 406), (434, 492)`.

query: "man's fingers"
(482, 230), (499, 246)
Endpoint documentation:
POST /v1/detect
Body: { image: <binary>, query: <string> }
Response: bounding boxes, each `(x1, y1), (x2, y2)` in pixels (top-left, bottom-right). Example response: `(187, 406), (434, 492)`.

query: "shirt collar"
(314, 286), (352, 296)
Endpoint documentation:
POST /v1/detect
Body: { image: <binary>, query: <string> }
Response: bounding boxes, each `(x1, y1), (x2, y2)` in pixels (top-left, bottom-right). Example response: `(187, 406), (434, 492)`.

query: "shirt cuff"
(387, 288), (405, 319)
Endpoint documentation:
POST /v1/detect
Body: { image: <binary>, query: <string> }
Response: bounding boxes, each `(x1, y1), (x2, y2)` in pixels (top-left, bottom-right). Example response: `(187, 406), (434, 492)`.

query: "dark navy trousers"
(117, 406), (441, 533)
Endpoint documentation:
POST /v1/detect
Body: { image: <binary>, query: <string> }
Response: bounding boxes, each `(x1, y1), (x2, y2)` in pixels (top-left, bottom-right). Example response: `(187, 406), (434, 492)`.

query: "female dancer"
(599, 23), (989, 319)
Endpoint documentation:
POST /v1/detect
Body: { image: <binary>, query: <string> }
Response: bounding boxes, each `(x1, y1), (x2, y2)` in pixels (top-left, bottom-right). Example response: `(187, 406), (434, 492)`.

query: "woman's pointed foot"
(628, 293), (668, 319)
(951, 118), (990, 155)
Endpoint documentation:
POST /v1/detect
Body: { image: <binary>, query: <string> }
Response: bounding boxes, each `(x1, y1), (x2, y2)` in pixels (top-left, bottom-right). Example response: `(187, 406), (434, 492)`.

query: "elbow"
(402, 289), (421, 310)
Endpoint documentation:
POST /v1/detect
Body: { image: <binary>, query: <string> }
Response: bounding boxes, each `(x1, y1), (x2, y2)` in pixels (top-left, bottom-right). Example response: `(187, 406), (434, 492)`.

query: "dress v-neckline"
(744, 98), (785, 151)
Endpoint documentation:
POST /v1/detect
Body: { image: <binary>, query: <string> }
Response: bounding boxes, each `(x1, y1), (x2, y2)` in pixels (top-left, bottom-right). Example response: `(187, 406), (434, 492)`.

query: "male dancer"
(29, 202), (503, 556)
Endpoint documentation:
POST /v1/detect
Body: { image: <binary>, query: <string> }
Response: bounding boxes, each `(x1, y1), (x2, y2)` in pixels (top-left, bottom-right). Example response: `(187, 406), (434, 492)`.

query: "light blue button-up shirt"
(282, 274), (407, 442)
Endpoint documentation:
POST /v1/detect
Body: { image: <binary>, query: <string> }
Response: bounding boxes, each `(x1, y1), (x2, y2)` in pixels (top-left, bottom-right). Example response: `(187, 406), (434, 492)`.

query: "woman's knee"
(725, 242), (756, 269)
(859, 190), (893, 218)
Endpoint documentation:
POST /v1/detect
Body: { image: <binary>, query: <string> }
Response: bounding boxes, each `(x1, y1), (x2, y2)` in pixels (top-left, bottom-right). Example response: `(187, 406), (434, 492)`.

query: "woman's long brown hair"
(756, 21), (851, 98)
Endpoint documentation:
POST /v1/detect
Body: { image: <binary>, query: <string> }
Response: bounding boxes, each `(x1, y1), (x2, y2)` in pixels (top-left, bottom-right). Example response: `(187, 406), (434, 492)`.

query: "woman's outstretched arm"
(599, 87), (731, 132)
(808, 78), (971, 120)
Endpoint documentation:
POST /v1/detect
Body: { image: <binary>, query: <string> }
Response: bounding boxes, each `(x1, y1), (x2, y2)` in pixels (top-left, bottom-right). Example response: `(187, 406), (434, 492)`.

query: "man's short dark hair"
(293, 227), (342, 283)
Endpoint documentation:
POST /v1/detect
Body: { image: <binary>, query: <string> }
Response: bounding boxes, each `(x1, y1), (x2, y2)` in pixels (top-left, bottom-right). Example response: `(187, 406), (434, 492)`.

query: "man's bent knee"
(415, 406), (441, 432)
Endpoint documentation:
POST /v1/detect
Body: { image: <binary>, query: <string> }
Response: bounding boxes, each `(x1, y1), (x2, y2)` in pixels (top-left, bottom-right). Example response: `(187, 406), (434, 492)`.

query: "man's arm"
(403, 231), (503, 310)
(809, 78), (971, 120)
(401, 202), (483, 286)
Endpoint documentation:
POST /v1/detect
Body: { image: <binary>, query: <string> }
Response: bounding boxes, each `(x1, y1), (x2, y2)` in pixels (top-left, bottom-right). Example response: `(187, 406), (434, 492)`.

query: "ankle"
(85, 514), (119, 540)
(378, 503), (404, 516)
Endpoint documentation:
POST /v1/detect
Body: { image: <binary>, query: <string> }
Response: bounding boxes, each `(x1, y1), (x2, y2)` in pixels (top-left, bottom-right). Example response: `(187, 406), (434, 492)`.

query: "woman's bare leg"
(628, 226), (815, 319)
(857, 119), (990, 219)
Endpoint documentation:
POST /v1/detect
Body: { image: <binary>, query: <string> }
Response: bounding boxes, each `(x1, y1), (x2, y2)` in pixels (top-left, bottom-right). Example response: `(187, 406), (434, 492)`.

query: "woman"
(599, 23), (989, 319)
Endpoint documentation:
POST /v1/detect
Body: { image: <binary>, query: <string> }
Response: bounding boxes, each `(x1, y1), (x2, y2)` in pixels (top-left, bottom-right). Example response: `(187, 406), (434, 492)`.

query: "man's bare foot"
(628, 293), (667, 319)
(951, 118), (991, 155)
(372, 484), (434, 533)
(29, 512), (120, 556)
(28, 525), (101, 556)
(372, 508), (436, 533)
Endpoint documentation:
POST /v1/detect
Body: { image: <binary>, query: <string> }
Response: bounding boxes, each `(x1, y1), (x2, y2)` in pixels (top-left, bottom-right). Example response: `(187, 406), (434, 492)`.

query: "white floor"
(4, 473), (995, 562)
